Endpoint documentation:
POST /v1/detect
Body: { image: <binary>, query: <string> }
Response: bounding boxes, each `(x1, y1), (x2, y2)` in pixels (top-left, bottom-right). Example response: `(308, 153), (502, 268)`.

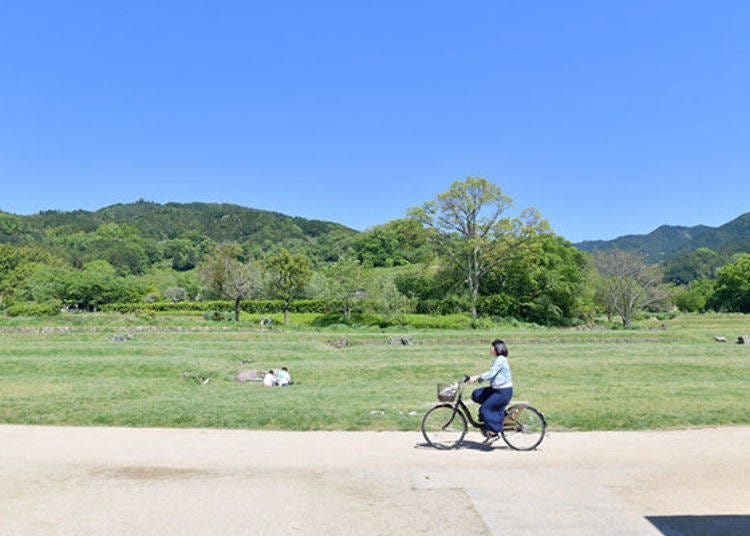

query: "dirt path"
(1, 425), (748, 535)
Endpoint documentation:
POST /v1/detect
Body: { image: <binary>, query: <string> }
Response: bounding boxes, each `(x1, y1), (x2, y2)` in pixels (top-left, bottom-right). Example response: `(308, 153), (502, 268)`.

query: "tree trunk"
(471, 285), (478, 318)
(234, 296), (241, 322)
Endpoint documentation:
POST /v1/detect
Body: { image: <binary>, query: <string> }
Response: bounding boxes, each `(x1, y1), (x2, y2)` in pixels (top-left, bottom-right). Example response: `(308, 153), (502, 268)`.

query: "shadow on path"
(413, 440), (510, 452)
(647, 515), (750, 536)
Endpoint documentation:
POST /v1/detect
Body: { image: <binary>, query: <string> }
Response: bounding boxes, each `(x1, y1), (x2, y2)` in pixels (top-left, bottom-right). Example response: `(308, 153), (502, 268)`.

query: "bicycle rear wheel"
(421, 404), (467, 449)
(501, 404), (546, 451)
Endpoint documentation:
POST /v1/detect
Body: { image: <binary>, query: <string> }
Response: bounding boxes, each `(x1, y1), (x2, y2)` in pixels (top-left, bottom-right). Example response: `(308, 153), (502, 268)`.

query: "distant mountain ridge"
(576, 212), (750, 262)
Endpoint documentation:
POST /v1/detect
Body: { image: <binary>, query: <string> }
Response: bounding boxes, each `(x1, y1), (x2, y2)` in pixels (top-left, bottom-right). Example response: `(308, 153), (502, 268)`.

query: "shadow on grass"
(646, 515), (750, 536)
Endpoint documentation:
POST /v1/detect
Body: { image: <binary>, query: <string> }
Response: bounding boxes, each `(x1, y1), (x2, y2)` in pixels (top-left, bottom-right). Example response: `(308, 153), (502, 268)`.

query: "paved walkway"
(1, 425), (748, 535)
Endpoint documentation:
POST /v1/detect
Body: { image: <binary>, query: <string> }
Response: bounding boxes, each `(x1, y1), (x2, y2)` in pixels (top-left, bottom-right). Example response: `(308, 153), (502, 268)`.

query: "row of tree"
(2, 178), (750, 325)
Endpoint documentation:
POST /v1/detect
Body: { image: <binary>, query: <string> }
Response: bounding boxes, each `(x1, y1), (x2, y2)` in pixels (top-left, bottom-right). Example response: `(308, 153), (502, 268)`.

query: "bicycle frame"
(445, 386), (483, 429)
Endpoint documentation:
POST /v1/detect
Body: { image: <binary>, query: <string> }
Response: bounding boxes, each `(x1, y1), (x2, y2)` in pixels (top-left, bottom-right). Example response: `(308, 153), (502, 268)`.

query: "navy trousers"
(472, 386), (513, 433)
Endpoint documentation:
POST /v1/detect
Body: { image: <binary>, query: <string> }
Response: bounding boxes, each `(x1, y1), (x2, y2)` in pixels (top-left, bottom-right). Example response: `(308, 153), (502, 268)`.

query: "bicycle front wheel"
(501, 404), (546, 451)
(421, 404), (467, 449)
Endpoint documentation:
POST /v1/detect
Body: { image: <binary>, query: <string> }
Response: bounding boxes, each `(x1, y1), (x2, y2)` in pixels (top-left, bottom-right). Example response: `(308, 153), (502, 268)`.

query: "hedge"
(100, 299), (330, 314)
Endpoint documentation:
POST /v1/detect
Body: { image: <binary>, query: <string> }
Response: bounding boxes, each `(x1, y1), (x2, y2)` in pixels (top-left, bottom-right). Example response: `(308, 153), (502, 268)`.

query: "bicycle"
(421, 376), (546, 451)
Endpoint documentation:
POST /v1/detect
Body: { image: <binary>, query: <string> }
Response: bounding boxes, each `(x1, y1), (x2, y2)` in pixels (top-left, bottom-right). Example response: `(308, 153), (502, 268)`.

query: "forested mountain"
(576, 212), (750, 262)
(0, 200), (358, 260)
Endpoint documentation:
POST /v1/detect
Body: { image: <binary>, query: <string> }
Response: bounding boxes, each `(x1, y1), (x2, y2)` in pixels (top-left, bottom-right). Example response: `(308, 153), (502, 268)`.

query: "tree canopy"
(409, 177), (549, 317)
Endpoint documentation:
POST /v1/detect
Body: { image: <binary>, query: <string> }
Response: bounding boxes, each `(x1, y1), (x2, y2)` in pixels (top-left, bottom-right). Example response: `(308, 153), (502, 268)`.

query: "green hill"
(576, 213), (750, 262)
(1, 200), (358, 259)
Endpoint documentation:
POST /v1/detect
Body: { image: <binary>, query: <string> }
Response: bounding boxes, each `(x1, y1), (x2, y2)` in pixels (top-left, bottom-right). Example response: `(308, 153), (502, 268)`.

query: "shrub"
(477, 294), (516, 317)
(5, 300), (62, 317)
(202, 311), (234, 322)
(415, 297), (467, 315)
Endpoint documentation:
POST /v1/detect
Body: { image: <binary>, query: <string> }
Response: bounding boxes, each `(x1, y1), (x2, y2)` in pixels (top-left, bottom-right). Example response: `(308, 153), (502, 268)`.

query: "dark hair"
(491, 339), (508, 357)
(282, 367), (288, 371)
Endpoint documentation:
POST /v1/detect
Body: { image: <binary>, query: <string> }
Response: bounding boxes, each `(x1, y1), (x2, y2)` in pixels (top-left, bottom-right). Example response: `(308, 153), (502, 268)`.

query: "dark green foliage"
(709, 254), (750, 312)
(663, 248), (728, 285)
(673, 279), (714, 313)
(350, 219), (431, 267)
(394, 269), (459, 301)
(0, 212), (41, 243)
(414, 297), (467, 315)
(479, 235), (592, 325)
(202, 311), (235, 322)
(476, 293), (516, 318)
(163, 239), (201, 271)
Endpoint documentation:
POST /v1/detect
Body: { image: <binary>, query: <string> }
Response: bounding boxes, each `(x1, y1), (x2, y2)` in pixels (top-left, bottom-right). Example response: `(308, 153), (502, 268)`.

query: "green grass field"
(1, 312), (748, 431)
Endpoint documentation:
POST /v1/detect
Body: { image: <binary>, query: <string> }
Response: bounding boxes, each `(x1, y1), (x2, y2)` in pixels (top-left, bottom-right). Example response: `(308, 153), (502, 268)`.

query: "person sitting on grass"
(262, 370), (277, 387)
(277, 367), (293, 386)
(467, 339), (513, 445)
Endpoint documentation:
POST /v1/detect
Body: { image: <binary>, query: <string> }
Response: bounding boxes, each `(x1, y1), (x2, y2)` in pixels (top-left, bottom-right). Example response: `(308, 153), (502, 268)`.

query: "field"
(1, 312), (748, 431)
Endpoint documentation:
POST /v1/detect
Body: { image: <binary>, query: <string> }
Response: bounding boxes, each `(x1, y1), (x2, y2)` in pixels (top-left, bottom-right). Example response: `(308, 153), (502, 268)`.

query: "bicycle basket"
(436, 382), (460, 402)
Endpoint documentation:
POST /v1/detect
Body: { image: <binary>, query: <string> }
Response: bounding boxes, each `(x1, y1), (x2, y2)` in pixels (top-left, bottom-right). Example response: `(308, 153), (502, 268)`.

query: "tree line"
(2, 179), (750, 325)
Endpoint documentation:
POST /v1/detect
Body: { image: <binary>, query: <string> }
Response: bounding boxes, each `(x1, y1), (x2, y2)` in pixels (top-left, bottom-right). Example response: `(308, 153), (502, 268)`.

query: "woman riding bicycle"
(467, 339), (513, 444)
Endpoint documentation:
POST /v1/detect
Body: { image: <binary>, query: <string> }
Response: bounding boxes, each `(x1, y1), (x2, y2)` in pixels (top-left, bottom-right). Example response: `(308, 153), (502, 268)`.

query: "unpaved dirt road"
(1, 425), (748, 535)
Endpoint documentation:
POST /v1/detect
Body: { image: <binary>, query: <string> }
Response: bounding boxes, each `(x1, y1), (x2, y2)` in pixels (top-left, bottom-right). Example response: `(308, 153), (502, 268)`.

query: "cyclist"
(467, 339), (513, 444)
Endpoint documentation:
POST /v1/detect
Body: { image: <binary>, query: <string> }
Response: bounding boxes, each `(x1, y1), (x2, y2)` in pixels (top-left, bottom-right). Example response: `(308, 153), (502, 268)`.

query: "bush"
(415, 297), (467, 315)
(202, 311), (234, 322)
(477, 294), (516, 317)
(673, 291), (706, 313)
(5, 300), (62, 317)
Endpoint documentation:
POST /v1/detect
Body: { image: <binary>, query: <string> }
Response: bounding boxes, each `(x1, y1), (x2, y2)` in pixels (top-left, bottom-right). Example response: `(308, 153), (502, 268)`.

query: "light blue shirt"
(479, 356), (513, 388)
(277, 370), (292, 385)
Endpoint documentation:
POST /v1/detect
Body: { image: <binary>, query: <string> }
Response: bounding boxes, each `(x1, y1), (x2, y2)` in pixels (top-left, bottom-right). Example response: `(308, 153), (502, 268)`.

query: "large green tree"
(409, 177), (549, 317)
(709, 254), (750, 312)
(480, 234), (594, 325)
(266, 248), (312, 325)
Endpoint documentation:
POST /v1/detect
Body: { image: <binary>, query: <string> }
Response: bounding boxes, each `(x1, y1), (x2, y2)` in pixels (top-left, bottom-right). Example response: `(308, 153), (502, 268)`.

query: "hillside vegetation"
(0, 200), (357, 262)
(3, 180), (750, 325)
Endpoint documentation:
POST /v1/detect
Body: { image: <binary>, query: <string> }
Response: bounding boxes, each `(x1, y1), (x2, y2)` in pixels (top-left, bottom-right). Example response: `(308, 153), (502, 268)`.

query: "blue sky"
(1, 1), (748, 242)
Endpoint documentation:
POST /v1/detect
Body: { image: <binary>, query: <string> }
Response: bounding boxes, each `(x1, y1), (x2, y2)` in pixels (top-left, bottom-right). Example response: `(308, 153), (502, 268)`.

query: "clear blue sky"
(1, 1), (748, 242)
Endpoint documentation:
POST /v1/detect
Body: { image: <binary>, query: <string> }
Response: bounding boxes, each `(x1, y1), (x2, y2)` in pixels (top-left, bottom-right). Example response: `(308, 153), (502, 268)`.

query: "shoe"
(481, 431), (498, 445)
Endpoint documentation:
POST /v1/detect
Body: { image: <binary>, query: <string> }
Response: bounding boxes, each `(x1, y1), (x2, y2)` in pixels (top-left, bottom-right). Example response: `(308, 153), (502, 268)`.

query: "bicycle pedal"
(482, 435), (499, 446)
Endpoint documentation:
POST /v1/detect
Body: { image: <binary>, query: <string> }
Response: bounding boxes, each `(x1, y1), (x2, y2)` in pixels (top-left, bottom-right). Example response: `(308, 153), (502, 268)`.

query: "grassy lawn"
(0, 312), (748, 431)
